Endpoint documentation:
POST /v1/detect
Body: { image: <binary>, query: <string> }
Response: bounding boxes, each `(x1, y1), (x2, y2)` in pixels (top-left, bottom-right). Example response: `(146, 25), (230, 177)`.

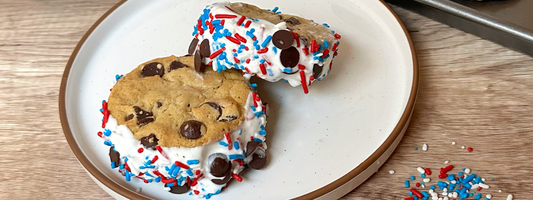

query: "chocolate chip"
(280, 46), (300, 68)
(169, 60), (186, 71)
(245, 140), (260, 157)
(179, 120), (205, 139)
(209, 153), (231, 177)
(169, 184), (190, 194)
(284, 17), (301, 25)
(219, 115), (237, 122)
(140, 133), (159, 150)
(272, 30), (294, 50)
(156, 101), (162, 108)
(108, 147), (120, 168)
(200, 39), (211, 57)
(141, 62), (164, 77)
(211, 173), (231, 185)
(201, 102), (222, 120)
(133, 106), (154, 126)
(300, 36), (308, 47)
(194, 50), (206, 72)
(249, 149), (267, 170)
(188, 38), (199, 55)
(313, 64), (324, 79)
(124, 114), (134, 121)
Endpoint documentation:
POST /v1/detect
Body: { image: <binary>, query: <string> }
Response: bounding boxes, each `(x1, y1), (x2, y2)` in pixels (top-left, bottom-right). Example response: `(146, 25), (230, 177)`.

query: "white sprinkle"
(389, 170), (395, 174)
(451, 180), (456, 184)
(507, 194), (513, 200)
(499, 190), (502, 193)
(432, 197), (438, 200)
(482, 178), (486, 182)
(461, 145), (466, 149)
(479, 183), (490, 189)
(417, 167), (426, 174)
(448, 193), (453, 197)
(471, 184), (479, 189)
(443, 188), (448, 192)
(444, 160), (449, 164)
(452, 192), (458, 198)
(452, 141), (456, 145)
(421, 184), (425, 188)
(486, 194), (492, 199)
(422, 143), (428, 151)
(438, 198), (443, 200)
(443, 197), (449, 200)
(423, 178), (431, 183)
(442, 191), (448, 196)
(464, 168), (471, 174)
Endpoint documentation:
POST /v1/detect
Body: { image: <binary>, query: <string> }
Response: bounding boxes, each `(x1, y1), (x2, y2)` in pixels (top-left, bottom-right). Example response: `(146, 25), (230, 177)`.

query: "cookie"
(190, 2), (341, 93)
(100, 55), (269, 198)
(107, 55), (251, 148)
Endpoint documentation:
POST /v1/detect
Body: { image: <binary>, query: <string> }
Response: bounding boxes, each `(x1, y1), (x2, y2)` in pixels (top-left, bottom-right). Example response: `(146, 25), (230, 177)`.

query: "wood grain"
(0, 1), (531, 199)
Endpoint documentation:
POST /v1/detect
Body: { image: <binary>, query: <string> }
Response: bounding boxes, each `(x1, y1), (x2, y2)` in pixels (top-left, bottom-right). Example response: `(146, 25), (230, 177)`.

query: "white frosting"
(193, 2), (340, 92)
(102, 91), (267, 198)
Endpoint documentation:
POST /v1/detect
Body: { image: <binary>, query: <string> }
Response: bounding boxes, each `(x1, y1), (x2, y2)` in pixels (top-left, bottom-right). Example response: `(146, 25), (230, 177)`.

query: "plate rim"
(58, 1), (419, 200)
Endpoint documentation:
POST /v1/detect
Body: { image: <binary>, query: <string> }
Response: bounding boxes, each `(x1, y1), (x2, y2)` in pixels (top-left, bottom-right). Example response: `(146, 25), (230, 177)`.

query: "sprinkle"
(414, 147), (418, 151)
(410, 176), (416, 180)
(302, 47), (309, 56)
(244, 20), (252, 28)
(334, 33), (342, 39)
(415, 182), (421, 187)
(405, 180), (410, 187)
(467, 147), (473, 152)
(422, 143), (428, 151)
(452, 141), (456, 145)
(225, 132), (232, 150)
(225, 36), (241, 44)
(425, 168), (432, 175)
(441, 165), (454, 174)
(209, 47), (226, 59)
(462, 145), (466, 149)
(175, 161), (190, 169)
(137, 148), (144, 153)
(259, 63), (267, 75)
(300, 70), (309, 94)
(228, 154), (245, 160)
(261, 35), (272, 48)
(444, 160), (449, 164)
(250, 83), (258, 88)
(101, 101), (109, 128)
(417, 167), (425, 174)
(234, 33), (247, 43)
(215, 14), (237, 19)
(271, 7), (279, 12)
(259, 130), (267, 136)
(234, 141), (240, 150)
(236, 16), (245, 26)
(410, 188), (423, 198)
(187, 160), (200, 165)
(186, 168), (193, 176)
(389, 170), (395, 174)
(423, 178), (430, 183)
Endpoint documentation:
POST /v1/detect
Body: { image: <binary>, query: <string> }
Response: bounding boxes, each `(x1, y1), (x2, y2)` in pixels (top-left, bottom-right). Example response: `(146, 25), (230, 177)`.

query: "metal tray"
(385, 0), (533, 57)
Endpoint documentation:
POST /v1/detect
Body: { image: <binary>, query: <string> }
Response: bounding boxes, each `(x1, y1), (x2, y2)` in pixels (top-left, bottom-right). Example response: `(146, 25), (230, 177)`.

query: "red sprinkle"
(237, 16), (245, 26)
(322, 49), (330, 58)
(215, 14), (237, 19)
(300, 70), (309, 94)
(291, 31), (300, 47)
(193, 190), (200, 195)
(101, 101), (109, 128)
(415, 182), (421, 187)
(438, 173), (448, 179)
(261, 55), (272, 65)
(97, 131), (103, 138)
(302, 47), (309, 56)
(245, 58), (251, 64)
(209, 13), (213, 20)
(334, 33), (342, 39)
(195, 170), (201, 175)
(244, 67), (252, 75)
(175, 161), (190, 169)
(156, 145), (163, 153)
(251, 36), (257, 41)
(225, 6), (234, 12)
(221, 19), (225, 26)
(225, 132), (232, 150)
(151, 155), (158, 164)
(137, 148), (144, 153)
(232, 173), (243, 182)
(410, 188), (423, 198)
(467, 147), (473, 152)
(477, 187), (482, 191)
(257, 47), (268, 54)
(259, 63), (267, 75)
(424, 168), (432, 175)
(310, 40), (317, 53)
(332, 42), (338, 51)
(234, 33), (247, 43)
(244, 46), (249, 51)
(233, 57), (240, 64)
(441, 165), (454, 174)
(226, 36), (241, 44)
(244, 20), (252, 28)
(298, 64), (306, 70)
(143, 179), (148, 183)
(334, 51), (338, 56)
(209, 47), (226, 59)
(405, 197), (415, 200)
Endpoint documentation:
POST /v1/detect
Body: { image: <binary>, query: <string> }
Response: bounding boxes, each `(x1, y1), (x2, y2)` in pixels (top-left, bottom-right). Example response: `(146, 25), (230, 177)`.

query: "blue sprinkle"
(155, 177), (161, 183)
(324, 54), (330, 59)
(422, 191), (429, 197)
(186, 168), (193, 176)
(491, 178), (494, 181)
(125, 172), (131, 181)
(260, 125), (265, 130)
(228, 154), (245, 160)
(219, 141), (228, 147)
(253, 138), (263, 143)
(99, 108), (103, 112)
(169, 164), (176, 173)
(215, 189), (221, 194)
(463, 174), (476, 184)
(283, 68), (292, 73)
(250, 83), (258, 88)
(167, 182), (175, 187)
(275, 11), (281, 14)
(421, 174), (426, 178)
(322, 23), (330, 28)
(255, 45), (260, 50)
(448, 174), (455, 181)
(102, 100), (106, 103)
(234, 141), (240, 150)
(115, 74), (123, 81)
(103, 140), (113, 146)
(259, 130), (267, 135)
(272, 46), (278, 54)
(410, 176), (415, 180)
(172, 166), (180, 177)
(253, 55), (259, 59)
(261, 35), (272, 48)
(103, 129), (112, 136)
(458, 172), (464, 176)
(145, 172), (154, 177)
(233, 53), (238, 57)
(254, 112), (262, 117)
(139, 166), (146, 169)
(148, 179), (153, 183)
(119, 164), (124, 170)
(251, 106), (256, 111)
(324, 40), (329, 49)
(110, 162), (117, 168)
(259, 59), (265, 63)
(272, 7), (279, 12)
(404, 180), (410, 187)
(187, 160), (199, 165)
(254, 18), (258, 21)
(267, 68), (273, 76)
(409, 191), (413, 195)
(430, 185), (435, 190)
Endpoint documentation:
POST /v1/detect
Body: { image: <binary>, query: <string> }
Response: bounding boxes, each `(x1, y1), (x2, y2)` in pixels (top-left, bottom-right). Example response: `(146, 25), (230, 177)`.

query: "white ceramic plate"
(60, 0), (418, 199)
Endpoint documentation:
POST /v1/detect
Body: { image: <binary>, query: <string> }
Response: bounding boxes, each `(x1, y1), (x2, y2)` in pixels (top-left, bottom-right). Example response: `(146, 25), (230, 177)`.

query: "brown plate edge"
(58, 1), (419, 200)
(293, 1), (419, 199)
(59, 0), (151, 199)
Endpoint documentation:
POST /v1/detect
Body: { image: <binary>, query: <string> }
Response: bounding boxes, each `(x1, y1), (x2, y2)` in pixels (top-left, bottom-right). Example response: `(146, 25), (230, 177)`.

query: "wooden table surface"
(1, 1), (531, 199)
